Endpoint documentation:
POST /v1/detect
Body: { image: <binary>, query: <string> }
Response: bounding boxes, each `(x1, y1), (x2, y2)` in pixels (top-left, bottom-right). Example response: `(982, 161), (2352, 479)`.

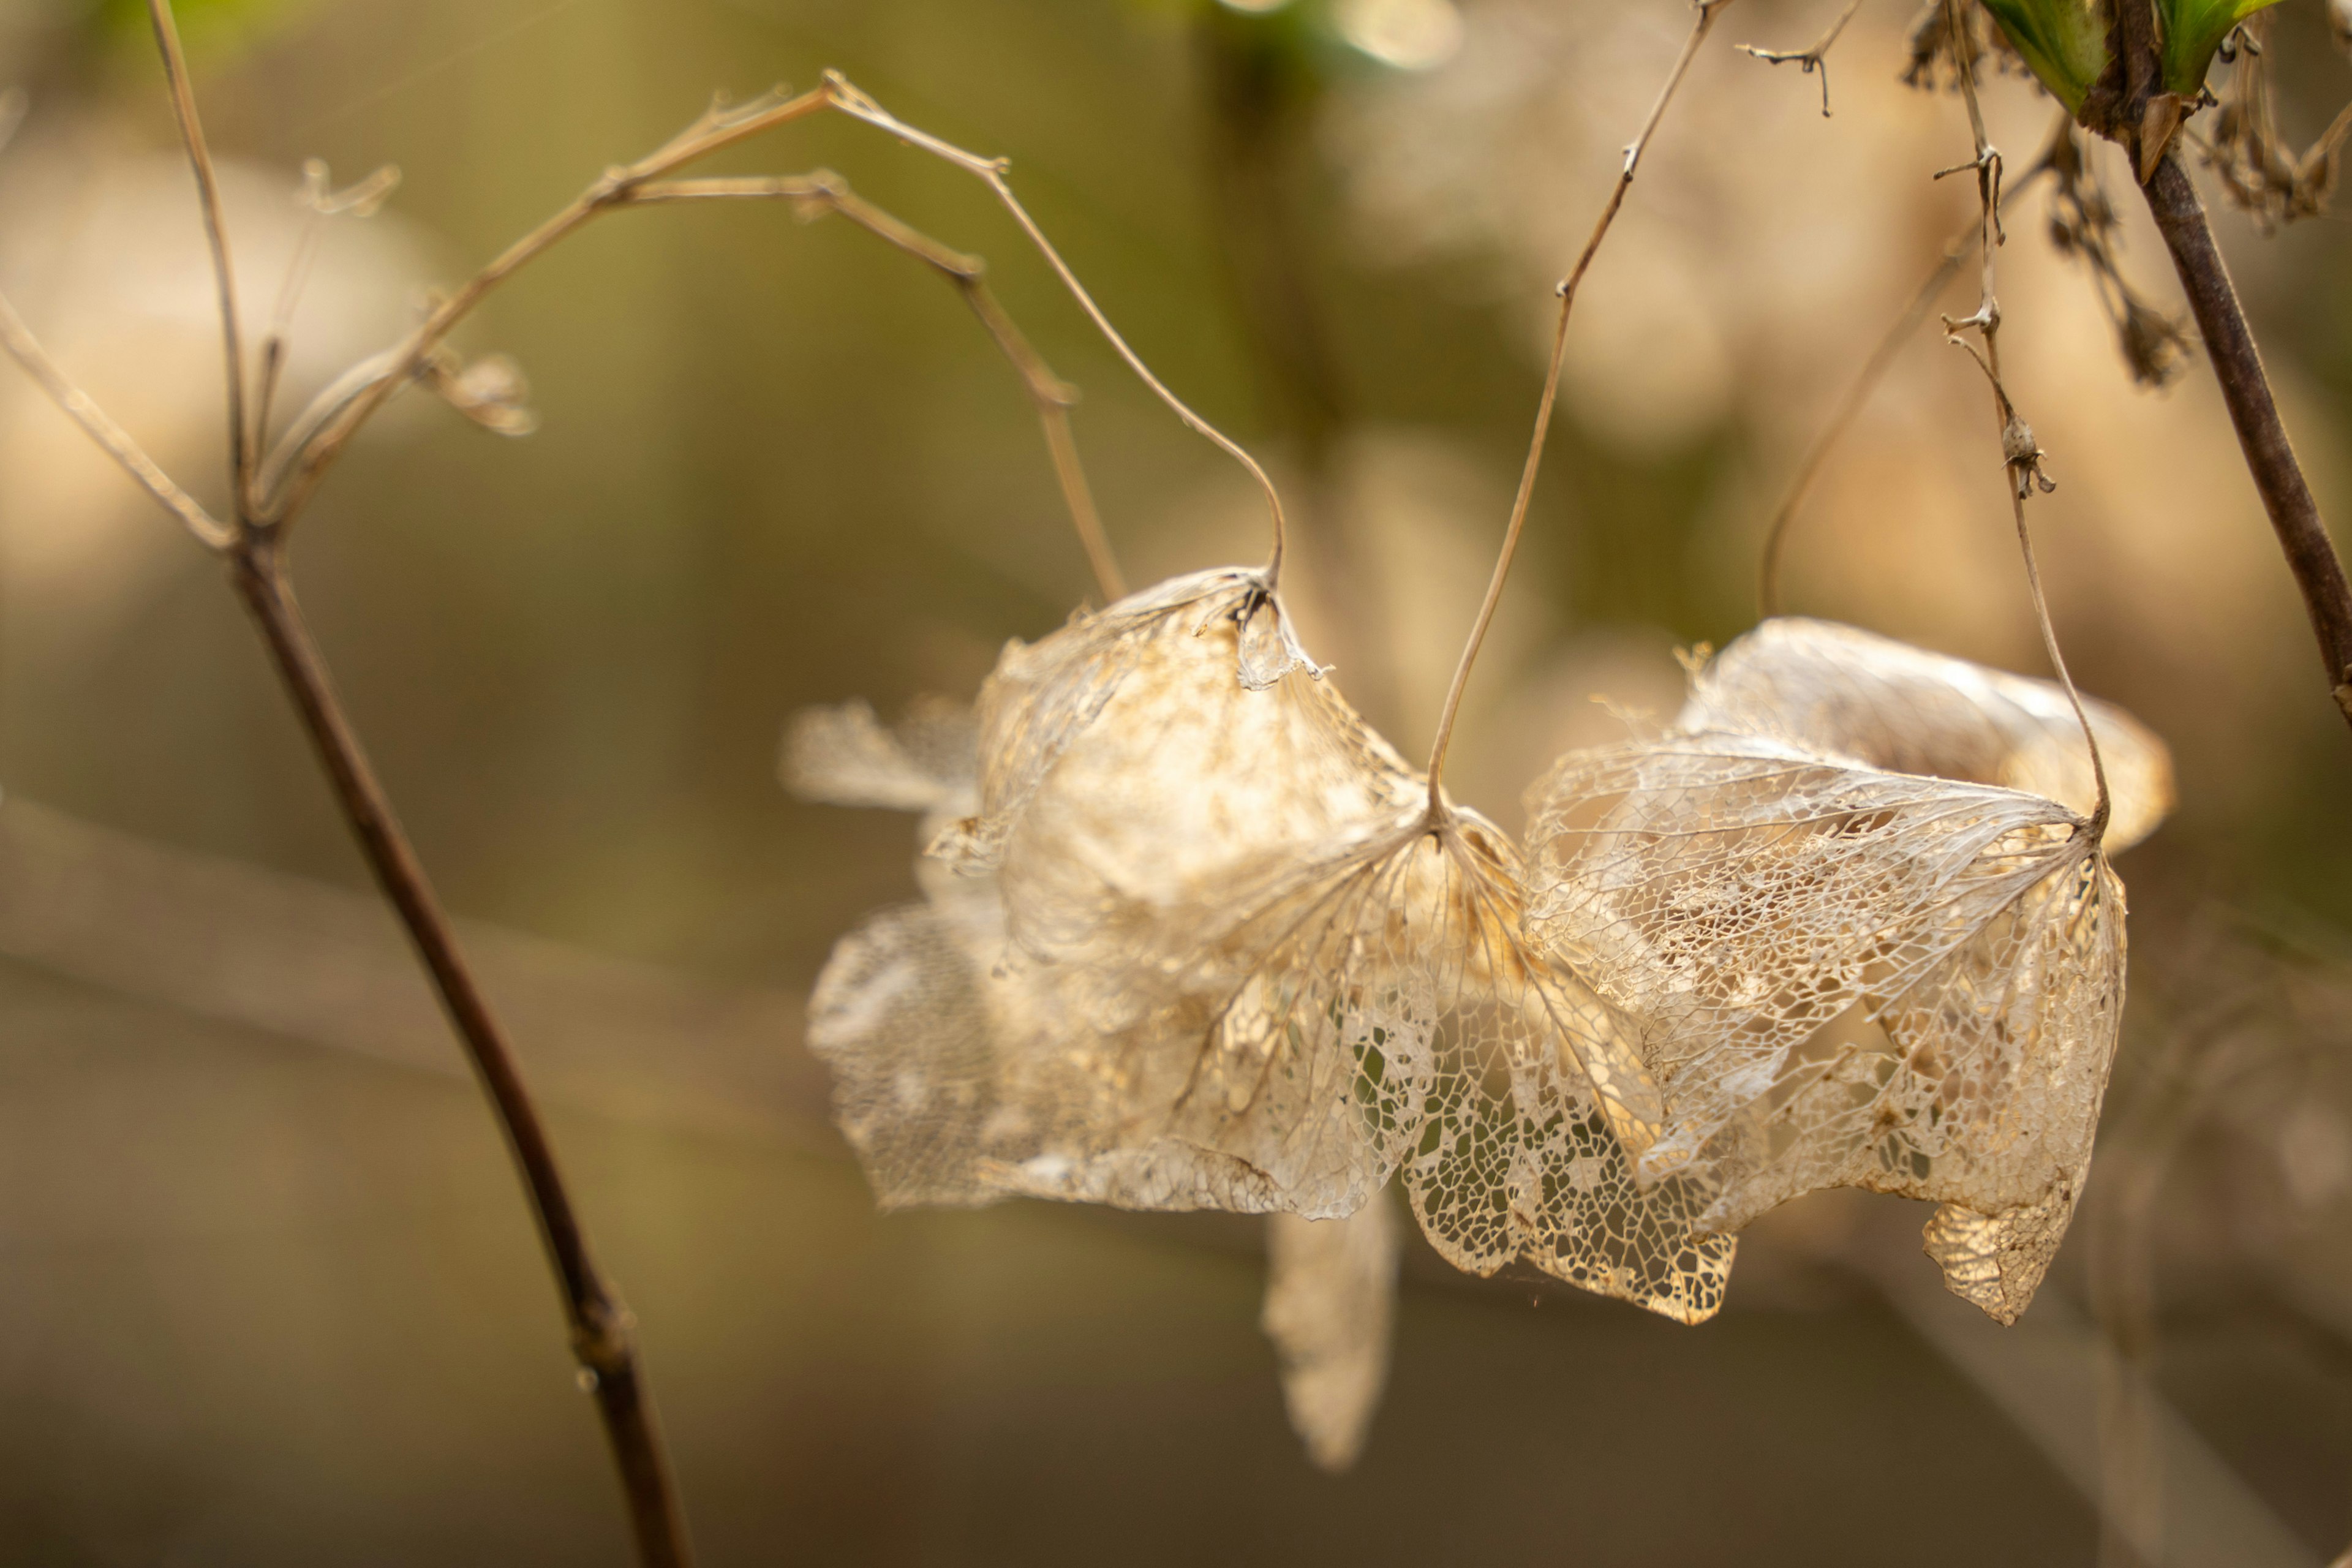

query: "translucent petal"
(1524, 731), (2125, 1322)
(918, 570), (1725, 1317)
(1678, 617), (2175, 852)
(1263, 1199), (1398, 1474)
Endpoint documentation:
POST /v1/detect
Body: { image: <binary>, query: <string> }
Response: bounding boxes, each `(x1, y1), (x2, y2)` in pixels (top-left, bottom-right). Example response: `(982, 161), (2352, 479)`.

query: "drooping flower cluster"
(795, 579), (2170, 1357)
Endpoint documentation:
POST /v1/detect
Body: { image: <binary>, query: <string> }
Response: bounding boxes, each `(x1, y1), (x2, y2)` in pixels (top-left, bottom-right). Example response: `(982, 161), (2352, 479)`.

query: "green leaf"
(1977, 0), (2111, 113)
(2157, 0), (2285, 95)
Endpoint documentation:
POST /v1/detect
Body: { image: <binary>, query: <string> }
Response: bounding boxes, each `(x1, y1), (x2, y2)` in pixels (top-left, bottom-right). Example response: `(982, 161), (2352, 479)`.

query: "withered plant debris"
(1902, 0), (2029, 93)
(805, 568), (1734, 1324)
(2041, 124), (2194, 388)
(2199, 14), (2352, 231)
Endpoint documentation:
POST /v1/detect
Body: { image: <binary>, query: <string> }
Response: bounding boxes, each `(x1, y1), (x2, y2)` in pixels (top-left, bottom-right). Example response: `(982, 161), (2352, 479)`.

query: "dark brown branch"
(228, 543), (692, 1567)
(2142, 153), (2352, 726)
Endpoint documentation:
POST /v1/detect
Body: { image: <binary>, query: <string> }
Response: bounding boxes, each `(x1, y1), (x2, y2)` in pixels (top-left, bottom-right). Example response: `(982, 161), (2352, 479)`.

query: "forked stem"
(1738, 0), (1863, 117)
(0, 14), (699, 1564)
(258, 74), (1250, 588)
(1757, 152), (2056, 617)
(1423, 0), (1738, 810)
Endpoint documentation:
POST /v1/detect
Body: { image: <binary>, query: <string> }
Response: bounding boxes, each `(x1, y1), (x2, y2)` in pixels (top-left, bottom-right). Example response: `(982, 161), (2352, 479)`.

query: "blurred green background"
(0, 0), (2350, 1561)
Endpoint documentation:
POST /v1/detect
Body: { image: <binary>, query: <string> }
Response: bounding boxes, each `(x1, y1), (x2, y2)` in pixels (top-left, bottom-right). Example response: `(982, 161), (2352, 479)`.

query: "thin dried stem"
(1757, 156), (2056, 617)
(0, 290), (233, 549)
(257, 85), (823, 524)
(17, 10), (705, 1561)
(262, 75), (1255, 588)
(814, 74), (1284, 582)
(1423, 0), (1738, 809)
(622, 171), (1123, 600)
(2013, 493), (2110, 835)
(1739, 0), (1864, 116)
(145, 0), (252, 518)
(254, 162), (400, 473)
(1937, 0), (2109, 835)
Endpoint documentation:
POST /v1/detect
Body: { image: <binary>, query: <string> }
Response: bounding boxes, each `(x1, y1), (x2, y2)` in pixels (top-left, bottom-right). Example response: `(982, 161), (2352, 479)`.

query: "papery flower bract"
(1525, 625), (2150, 1325)
(1262, 1203), (1399, 1474)
(817, 570), (1731, 1322)
(1677, 616), (2174, 851)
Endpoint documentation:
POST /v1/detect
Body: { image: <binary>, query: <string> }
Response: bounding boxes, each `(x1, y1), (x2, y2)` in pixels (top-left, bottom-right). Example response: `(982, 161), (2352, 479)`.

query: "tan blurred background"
(0, 0), (2349, 1561)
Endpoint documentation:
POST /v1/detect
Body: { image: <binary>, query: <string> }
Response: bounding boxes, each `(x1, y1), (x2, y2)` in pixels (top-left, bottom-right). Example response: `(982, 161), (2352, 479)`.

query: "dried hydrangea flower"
(1525, 705), (2135, 1323)
(791, 695), (1402, 1469)
(913, 569), (1727, 1321)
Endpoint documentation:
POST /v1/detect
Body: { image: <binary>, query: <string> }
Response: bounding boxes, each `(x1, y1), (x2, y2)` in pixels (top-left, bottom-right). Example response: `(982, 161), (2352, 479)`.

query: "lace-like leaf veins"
(1525, 710), (2131, 1324)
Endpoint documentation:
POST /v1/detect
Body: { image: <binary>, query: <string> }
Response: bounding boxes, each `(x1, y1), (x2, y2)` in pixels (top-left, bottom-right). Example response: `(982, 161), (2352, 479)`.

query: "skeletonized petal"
(1523, 731), (2125, 1322)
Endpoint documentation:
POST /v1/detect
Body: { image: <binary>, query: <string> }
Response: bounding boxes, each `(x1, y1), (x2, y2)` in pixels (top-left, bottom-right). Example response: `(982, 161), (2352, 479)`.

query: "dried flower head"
(1523, 616), (2173, 1322)
(812, 568), (1733, 1322)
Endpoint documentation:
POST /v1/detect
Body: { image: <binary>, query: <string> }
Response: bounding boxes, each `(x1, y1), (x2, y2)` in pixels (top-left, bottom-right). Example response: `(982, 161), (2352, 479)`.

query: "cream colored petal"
(1525, 731), (2126, 1321)
(1680, 617), (2176, 853)
(1263, 1199), (1401, 1474)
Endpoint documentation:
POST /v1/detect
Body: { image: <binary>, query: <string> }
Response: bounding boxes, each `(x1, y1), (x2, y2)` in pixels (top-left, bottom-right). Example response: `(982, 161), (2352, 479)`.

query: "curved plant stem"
(1423, 0), (1738, 809)
(623, 172), (1123, 601)
(230, 547), (692, 1566)
(262, 74), (1268, 585)
(2140, 153), (2352, 730)
(1938, 0), (2109, 835)
(1757, 157), (2055, 617)
(816, 74), (1289, 583)
(2015, 494), (2113, 834)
